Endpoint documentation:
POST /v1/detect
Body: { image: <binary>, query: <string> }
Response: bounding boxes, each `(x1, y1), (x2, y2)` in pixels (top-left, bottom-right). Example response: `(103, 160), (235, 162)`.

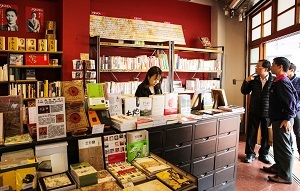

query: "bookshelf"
(0, 50), (63, 99)
(90, 37), (224, 94)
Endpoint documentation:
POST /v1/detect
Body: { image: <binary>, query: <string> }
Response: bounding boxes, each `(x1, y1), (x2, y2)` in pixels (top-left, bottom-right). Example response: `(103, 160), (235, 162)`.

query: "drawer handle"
(203, 137), (209, 141)
(227, 132), (231, 135)
(225, 148), (230, 152)
(176, 162), (183, 166)
(223, 165), (229, 169)
(201, 155), (208, 159)
(175, 143), (183, 148)
(221, 181), (227, 185)
(200, 173), (207, 177)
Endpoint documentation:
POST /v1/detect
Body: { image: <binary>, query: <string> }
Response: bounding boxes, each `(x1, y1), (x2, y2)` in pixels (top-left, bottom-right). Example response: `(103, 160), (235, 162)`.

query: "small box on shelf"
(25, 54), (50, 65)
(26, 38), (36, 51)
(0, 36), (5, 50)
(8, 37), (18, 51)
(18, 38), (25, 51)
(38, 39), (48, 51)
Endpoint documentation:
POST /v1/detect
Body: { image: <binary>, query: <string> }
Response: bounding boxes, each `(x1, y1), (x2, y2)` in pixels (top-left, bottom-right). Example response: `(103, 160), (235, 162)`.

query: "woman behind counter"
(135, 66), (163, 97)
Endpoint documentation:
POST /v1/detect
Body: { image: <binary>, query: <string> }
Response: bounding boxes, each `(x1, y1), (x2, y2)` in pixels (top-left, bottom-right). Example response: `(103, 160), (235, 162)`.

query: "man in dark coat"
(241, 60), (274, 164)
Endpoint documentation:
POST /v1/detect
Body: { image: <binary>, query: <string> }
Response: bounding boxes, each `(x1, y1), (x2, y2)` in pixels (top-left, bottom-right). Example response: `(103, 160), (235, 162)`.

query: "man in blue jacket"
(287, 63), (300, 158)
(262, 57), (297, 184)
(241, 60), (274, 164)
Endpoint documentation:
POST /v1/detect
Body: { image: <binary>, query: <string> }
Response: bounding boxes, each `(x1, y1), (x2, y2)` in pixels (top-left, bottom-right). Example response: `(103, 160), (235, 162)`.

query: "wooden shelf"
(0, 50), (63, 54)
(23, 98), (36, 101)
(0, 81), (9, 84)
(99, 42), (223, 53)
(9, 65), (62, 69)
(12, 79), (38, 83)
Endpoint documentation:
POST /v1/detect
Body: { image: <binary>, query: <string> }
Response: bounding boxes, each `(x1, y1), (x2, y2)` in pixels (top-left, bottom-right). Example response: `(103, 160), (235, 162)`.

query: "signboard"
(90, 15), (185, 45)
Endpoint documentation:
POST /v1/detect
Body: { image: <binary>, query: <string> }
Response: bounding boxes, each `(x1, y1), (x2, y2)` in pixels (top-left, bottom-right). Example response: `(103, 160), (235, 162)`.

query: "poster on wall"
(0, 4), (19, 31)
(36, 97), (66, 141)
(26, 7), (44, 33)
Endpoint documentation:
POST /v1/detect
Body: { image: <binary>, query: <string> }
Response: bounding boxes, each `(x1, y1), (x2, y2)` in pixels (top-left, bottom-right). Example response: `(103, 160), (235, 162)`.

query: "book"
(124, 179), (172, 191)
(15, 167), (37, 191)
(156, 169), (193, 191)
(149, 94), (164, 116)
(78, 137), (104, 171)
(0, 113), (3, 145)
(1, 148), (34, 161)
(4, 133), (33, 146)
(218, 105), (245, 112)
(123, 97), (140, 116)
(126, 130), (149, 162)
(26, 69), (36, 80)
(39, 171), (76, 191)
(70, 162), (98, 188)
(132, 156), (171, 177)
(164, 93), (178, 115)
(26, 38), (37, 51)
(178, 94), (191, 115)
(106, 161), (146, 185)
(138, 97), (152, 116)
(135, 117), (153, 130)
(0, 95), (23, 137)
(0, 170), (16, 190)
(35, 142), (68, 177)
(107, 93), (122, 116)
(9, 54), (23, 65)
(103, 133), (127, 165)
(97, 170), (115, 184)
(80, 181), (122, 191)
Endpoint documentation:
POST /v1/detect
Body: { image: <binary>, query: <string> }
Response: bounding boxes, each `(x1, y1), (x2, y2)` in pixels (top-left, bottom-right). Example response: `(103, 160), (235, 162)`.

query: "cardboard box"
(45, 21), (56, 31)
(38, 39), (47, 51)
(0, 36), (5, 50)
(26, 38), (36, 51)
(25, 54), (49, 65)
(8, 37), (18, 51)
(48, 39), (57, 51)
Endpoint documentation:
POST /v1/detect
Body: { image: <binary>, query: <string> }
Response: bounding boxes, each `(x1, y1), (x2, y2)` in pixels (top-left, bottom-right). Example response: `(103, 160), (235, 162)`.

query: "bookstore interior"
(0, 1), (246, 191)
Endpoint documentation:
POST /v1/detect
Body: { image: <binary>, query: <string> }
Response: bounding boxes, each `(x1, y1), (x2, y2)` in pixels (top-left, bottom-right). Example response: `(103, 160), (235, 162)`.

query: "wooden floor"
(236, 139), (300, 191)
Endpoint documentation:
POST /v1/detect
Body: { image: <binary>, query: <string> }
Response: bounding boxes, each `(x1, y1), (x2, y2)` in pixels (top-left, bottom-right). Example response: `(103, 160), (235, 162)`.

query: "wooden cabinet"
(148, 113), (241, 191)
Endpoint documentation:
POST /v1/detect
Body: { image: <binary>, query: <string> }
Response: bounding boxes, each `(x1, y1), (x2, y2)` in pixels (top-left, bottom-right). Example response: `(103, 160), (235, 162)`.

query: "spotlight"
(238, 14), (243, 22)
(230, 9), (235, 18)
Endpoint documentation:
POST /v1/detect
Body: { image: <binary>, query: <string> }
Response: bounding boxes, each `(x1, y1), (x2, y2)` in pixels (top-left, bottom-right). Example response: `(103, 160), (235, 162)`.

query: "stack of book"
(70, 162), (98, 188)
(150, 115), (167, 126)
(106, 161), (146, 185)
(123, 179), (172, 191)
(132, 155), (171, 178)
(111, 115), (137, 131)
(218, 105), (245, 112)
(135, 117), (154, 130)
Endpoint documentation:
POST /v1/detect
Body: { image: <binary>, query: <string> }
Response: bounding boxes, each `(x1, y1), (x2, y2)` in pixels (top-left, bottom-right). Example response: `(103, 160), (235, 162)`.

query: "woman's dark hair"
(142, 66), (163, 90)
(6, 8), (18, 16)
(273, 57), (291, 72)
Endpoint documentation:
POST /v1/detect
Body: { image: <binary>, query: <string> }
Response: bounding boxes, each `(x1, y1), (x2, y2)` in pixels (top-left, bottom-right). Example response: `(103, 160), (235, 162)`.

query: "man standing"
(241, 60), (274, 164)
(262, 57), (297, 184)
(287, 63), (300, 158)
(27, 12), (40, 32)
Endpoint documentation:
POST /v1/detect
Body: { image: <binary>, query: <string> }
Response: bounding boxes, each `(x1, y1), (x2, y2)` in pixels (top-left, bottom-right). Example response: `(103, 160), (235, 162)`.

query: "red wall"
(1, 0), (211, 82)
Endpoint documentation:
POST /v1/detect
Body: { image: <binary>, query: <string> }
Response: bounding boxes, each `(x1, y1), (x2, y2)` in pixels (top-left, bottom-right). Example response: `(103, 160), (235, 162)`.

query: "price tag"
(92, 124), (104, 134)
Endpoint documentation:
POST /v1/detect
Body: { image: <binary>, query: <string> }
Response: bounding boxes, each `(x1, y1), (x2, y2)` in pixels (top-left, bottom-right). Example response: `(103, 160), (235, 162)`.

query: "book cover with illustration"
(138, 97), (152, 116)
(38, 171), (76, 191)
(149, 94), (164, 116)
(103, 133), (127, 165)
(164, 93), (178, 115)
(126, 130), (149, 162)
(78, 137), (104, 171)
